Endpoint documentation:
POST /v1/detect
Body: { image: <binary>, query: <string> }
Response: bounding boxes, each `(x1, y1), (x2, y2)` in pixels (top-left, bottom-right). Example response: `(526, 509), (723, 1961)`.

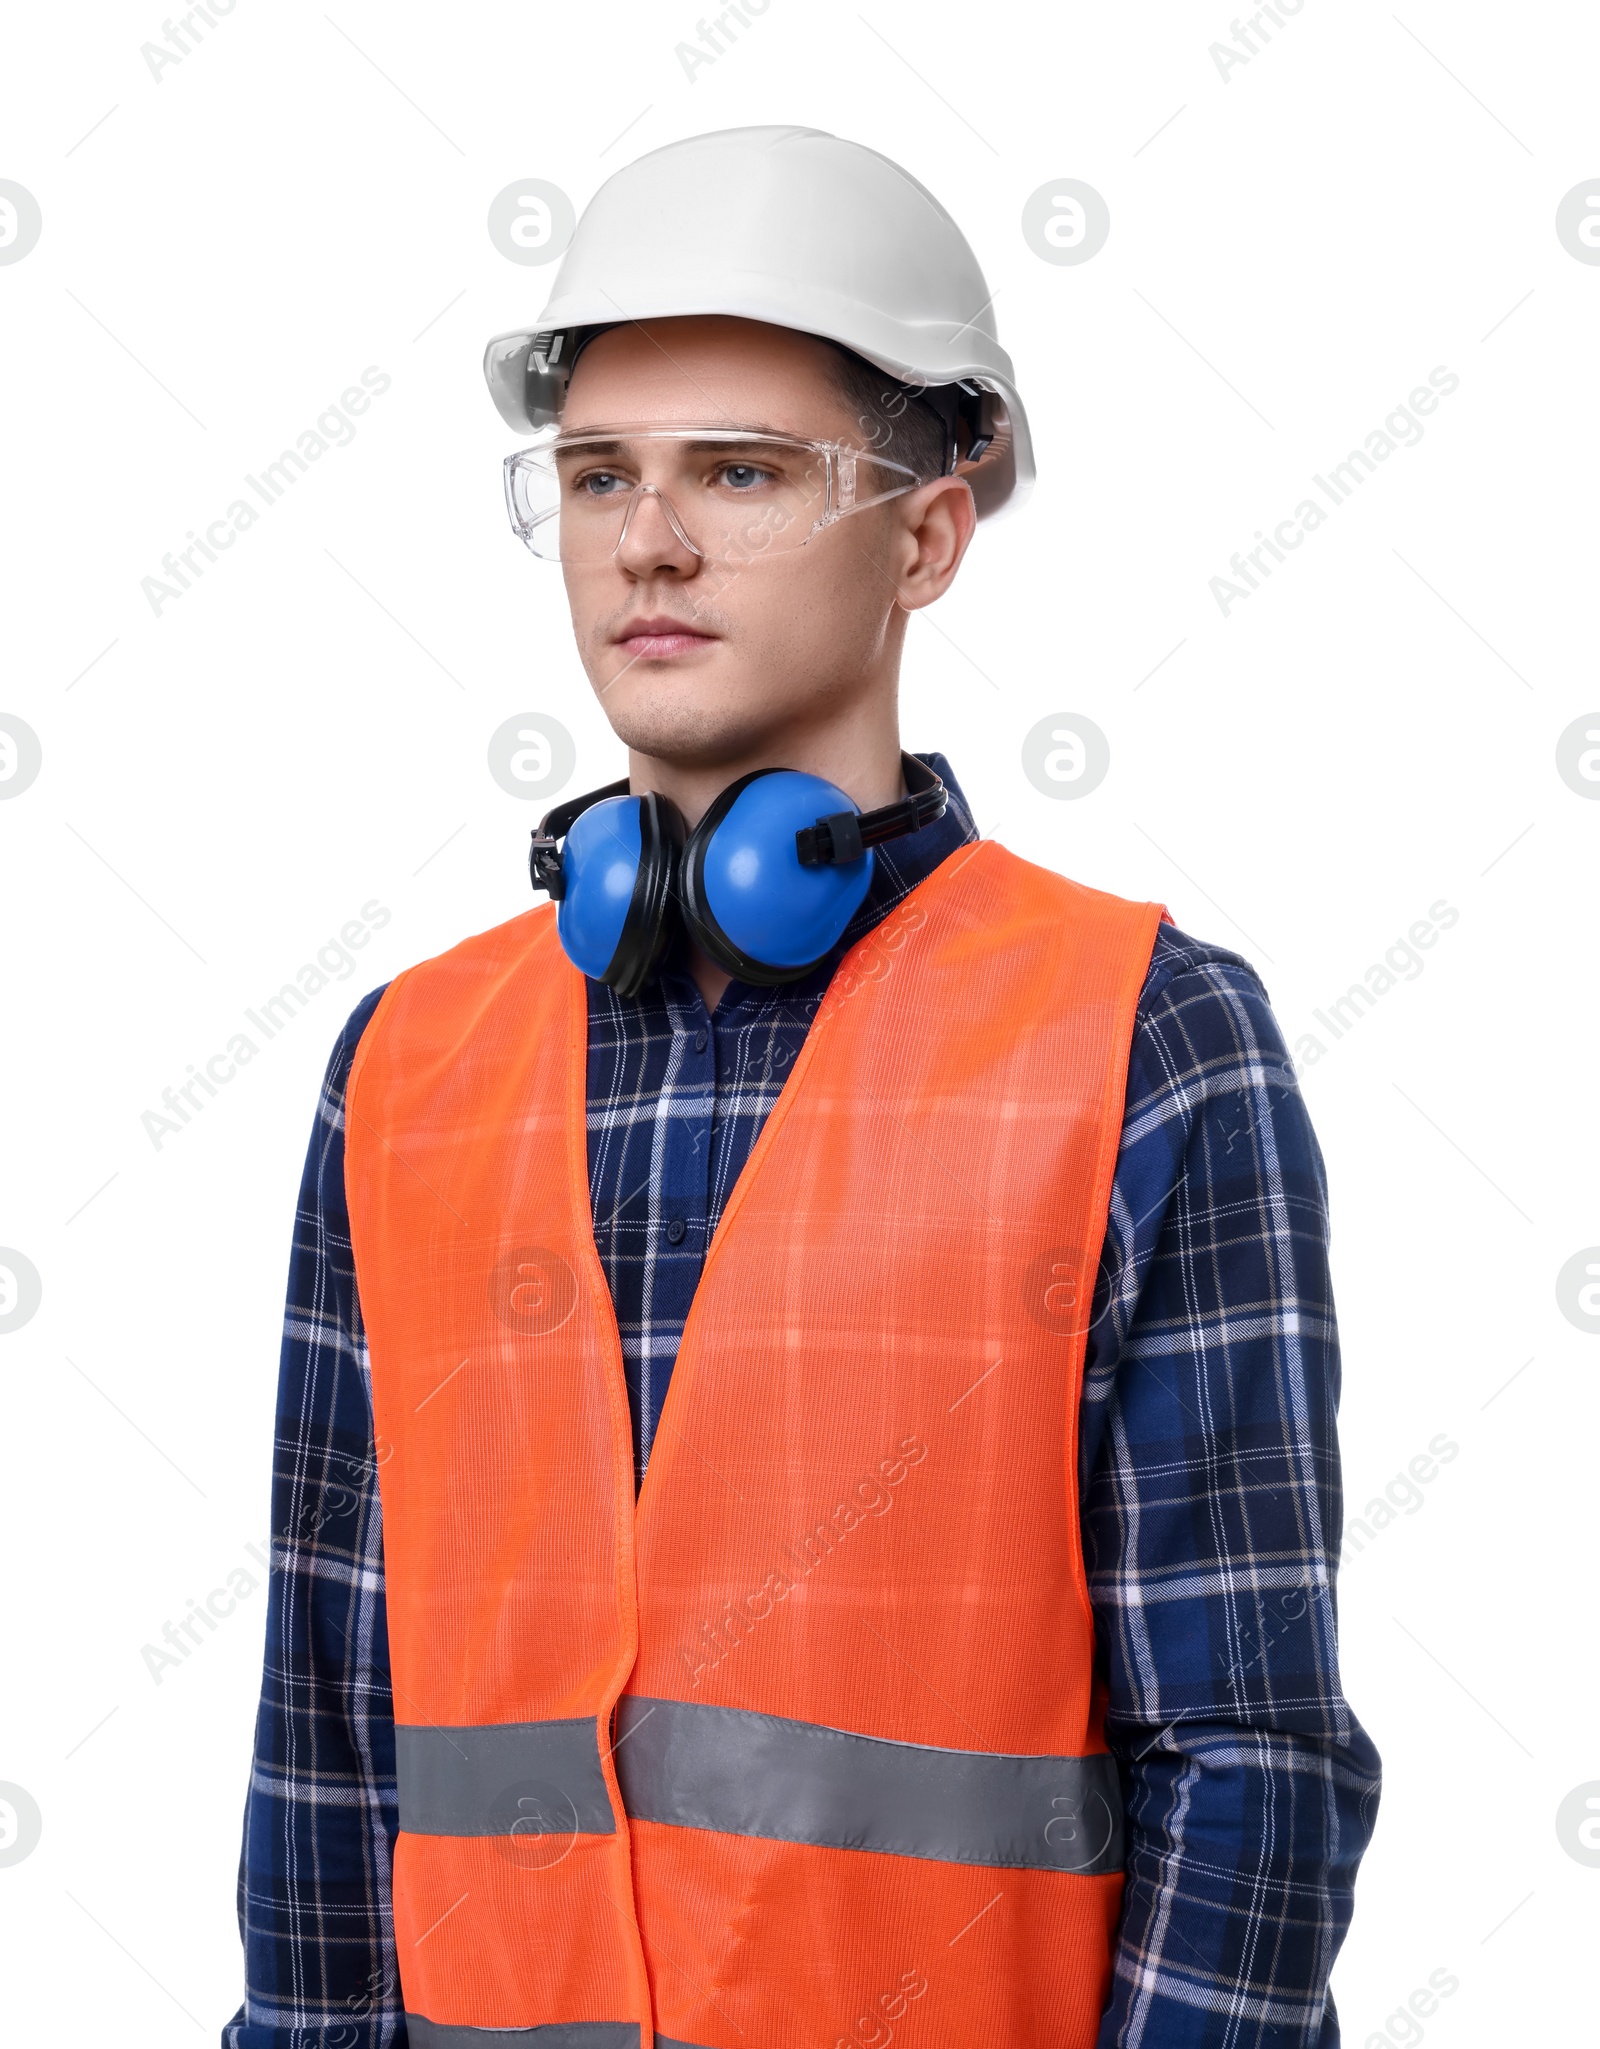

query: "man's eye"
(576, 470), (628, 497)
(718, 463), (774, 491)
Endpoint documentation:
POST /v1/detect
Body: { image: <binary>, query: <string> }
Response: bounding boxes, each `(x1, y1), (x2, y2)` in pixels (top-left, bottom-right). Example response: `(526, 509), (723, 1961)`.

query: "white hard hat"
(483, 125), (1033, 519)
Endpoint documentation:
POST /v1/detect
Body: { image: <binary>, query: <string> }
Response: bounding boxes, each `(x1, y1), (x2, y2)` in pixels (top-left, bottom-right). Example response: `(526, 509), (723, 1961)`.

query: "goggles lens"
(503, 427), (917, 564)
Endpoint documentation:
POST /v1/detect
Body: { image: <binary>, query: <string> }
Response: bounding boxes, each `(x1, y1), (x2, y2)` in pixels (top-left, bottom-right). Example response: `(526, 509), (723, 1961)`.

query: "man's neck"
(627, 713), (907, 834)
(686, 942), (735, 1019)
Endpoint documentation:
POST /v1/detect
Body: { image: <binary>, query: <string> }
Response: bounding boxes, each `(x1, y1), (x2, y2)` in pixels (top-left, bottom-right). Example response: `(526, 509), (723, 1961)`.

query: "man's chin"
(600, 686), (786, 767)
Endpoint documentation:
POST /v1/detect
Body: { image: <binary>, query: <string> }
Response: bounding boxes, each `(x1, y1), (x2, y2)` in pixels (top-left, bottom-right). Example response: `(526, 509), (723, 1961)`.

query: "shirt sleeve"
(223, 987), (407, 2049)
(1081, 928), (1382, 2049)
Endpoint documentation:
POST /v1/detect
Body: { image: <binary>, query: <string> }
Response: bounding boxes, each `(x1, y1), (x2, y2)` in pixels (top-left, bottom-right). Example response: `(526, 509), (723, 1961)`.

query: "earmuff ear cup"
(557, 791), (683, 996)
(679, 769), (874, 985)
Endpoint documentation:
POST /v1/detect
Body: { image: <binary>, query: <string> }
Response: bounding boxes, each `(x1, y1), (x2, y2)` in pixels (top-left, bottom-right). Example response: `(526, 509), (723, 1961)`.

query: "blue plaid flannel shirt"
(225, 753), (1379, 2047)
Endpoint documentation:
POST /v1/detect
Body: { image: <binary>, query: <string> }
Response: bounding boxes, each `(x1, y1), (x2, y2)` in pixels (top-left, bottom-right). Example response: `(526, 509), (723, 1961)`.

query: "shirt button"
(665, 1217), (687, 1245)
(694, 1028), (708, 1052)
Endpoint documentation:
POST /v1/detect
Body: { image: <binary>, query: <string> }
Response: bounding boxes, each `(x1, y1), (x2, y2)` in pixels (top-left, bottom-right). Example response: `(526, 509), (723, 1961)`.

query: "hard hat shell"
(483, 125), (1033, 519)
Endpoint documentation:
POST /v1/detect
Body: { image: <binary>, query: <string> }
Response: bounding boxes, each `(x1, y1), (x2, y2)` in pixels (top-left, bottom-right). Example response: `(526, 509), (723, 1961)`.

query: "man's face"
(556, 315), (968, 771)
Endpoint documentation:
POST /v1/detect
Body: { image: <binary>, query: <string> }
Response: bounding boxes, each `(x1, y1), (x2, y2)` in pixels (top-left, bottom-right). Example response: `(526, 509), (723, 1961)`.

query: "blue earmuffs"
(528, 753), (947, 997)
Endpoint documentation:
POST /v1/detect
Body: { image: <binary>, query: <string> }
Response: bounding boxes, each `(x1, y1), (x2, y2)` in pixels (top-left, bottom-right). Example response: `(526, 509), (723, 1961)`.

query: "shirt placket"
(638, 976), (716, 1474)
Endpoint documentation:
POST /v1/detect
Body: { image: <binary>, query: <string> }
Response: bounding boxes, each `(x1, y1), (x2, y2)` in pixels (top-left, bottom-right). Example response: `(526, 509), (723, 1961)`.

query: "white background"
(2, 0), (1596, 2041)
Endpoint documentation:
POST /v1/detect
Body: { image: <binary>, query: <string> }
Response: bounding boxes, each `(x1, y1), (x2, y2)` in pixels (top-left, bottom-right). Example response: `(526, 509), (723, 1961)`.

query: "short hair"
(824, 344), (952, 484)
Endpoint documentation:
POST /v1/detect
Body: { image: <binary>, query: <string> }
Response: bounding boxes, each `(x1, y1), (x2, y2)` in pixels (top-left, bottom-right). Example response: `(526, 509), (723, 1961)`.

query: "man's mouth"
(612, 615), (719, 661)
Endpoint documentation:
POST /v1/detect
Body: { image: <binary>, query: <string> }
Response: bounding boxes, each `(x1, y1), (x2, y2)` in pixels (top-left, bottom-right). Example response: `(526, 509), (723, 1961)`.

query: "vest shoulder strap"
(348, 902), (565, 1107)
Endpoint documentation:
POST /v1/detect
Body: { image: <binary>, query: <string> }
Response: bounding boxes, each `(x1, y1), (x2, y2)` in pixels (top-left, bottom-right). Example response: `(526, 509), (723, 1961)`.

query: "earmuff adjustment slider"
(531, 775), (634, 902)
(794, 755), (948, 867)
(529, 836), (568, 899)
(795, 810), (864, 868)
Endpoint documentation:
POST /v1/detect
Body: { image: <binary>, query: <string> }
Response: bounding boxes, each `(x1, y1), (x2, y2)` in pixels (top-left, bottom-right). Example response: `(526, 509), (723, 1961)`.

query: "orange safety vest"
(345, 837), (1164, 2049)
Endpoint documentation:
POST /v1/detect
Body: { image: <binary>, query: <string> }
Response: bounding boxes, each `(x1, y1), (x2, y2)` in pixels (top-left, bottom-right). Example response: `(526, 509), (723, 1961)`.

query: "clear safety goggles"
(502, 425), (924, 565)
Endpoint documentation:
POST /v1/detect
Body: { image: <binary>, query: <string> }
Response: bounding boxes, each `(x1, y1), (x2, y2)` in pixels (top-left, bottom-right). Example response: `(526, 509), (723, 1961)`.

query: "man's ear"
(892, 476), (978, 612)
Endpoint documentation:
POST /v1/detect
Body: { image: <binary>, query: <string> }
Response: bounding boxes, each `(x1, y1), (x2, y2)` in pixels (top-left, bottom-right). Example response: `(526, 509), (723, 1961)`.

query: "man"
(227, 127), (1378, 2048)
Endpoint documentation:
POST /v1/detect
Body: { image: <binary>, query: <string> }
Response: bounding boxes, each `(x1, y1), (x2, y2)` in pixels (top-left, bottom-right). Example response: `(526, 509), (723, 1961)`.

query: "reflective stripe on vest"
(346, 839), (1164, 2048)
(395, 1702), (1122, 1874)
(614, 1698), (1124, 1876)
(406, 2025), (706, 2048)
(396, 1718), (616, 1838)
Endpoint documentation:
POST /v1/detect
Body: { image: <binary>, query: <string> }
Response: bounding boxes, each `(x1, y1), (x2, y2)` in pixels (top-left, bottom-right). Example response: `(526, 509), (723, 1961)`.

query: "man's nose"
(612, 483), (703, 577)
